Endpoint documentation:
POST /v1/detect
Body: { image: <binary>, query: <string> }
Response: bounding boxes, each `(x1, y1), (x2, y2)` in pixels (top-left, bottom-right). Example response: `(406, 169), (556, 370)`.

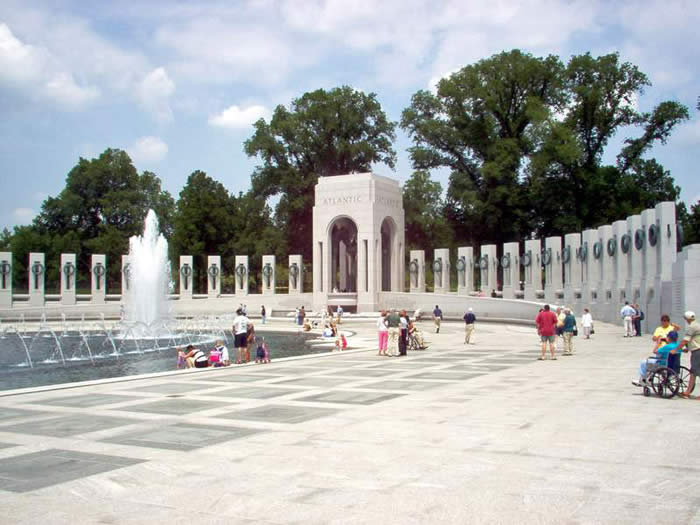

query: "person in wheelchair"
(407, 318), (427, 350)
(632, 330), (681, 387)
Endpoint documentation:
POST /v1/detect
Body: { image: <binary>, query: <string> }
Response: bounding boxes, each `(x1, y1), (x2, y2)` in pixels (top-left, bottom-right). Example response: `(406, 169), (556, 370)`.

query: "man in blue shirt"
(433, 305), (443, 333)
(632, 331), (681, 386)
(463, 308), (476, 344)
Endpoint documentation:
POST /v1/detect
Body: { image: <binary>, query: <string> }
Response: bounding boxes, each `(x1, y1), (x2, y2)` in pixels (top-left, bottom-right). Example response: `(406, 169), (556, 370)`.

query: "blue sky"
(1, 0), (699, 230)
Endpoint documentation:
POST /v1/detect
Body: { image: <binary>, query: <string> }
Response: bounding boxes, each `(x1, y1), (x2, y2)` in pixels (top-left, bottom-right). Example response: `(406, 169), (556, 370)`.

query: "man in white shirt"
(620, 302), (636, 337)
(232, 308), (249, 364)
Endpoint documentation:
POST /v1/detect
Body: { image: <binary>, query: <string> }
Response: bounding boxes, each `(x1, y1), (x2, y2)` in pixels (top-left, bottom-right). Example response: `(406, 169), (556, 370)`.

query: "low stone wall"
(378, 292), (542, 324)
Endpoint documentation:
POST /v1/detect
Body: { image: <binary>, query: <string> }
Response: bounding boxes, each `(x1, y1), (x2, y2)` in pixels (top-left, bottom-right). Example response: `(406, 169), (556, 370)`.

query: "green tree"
(402, 171), (452, 252)
(401, 50), (564, 246)
(14, 149), (174, 290)
(528, 53), (688, 236)
(244, 86), (397, 259)
(679, 201), (700, 245)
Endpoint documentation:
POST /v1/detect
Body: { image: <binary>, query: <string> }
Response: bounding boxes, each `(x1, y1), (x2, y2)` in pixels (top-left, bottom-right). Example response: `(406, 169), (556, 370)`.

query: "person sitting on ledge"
(184, 345), (209, 369)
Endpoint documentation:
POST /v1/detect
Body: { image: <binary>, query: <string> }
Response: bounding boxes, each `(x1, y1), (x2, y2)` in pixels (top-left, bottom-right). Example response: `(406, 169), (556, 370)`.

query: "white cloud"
(208, 104), (270, 129)
(137, 67), (175, 123)
(13, 207), (35, 223)
(0, 22), (99, 108)
(128, 136), (168, 164)
(673, 119), (700, 146)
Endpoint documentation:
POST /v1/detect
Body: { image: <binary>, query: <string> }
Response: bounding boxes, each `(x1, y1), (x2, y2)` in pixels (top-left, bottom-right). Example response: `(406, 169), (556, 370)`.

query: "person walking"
(463, 307), (476, 344)
(377, 311), (388, 356)
(261, 305), (266, 325)
(399, 310), (409, 356)
(679, 311), (700, 399)
(620, 301), (636, 337)
(535, 304), (558, 360)
(433, 305), (443, 333)
(581, 308), (593, 339)
(386, 309), (400, 357)
(562, 308), (577, 356)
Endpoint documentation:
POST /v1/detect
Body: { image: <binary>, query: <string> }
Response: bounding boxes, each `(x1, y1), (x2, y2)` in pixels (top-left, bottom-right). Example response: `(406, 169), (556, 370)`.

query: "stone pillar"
(626, 214), (643, 305)
(207, 255), (222, 297)
(262, 255), (276, 295)
(597, 225), (614, 319)
(28, 253), (45, 306)
(179, 255), (193, 299)
(60, 253), (77, 306)
(581, 229), (598, 306)
(501, 243), (519, 299)
(91, 254), (107, 304)
(409, 250), (426, 293)
(288, 255), (303, 294)
(338, 242), (347, 291)
(640, 208), (659, 331)
(671, 245), (700, 324)
(544, 237), (563, 304)
(0, 251), (12, 307)
(433, 248), (450, 294)
(523, 239), (541, 301)
(563, 233), (582, 310)
(612, 220), (629, 307)
(457, 247), (474, 295)
(479, 244), (497, 293)
(121, 255), (130, 299)
(235, 255), (249, 296)
(654, 202), (678, 326)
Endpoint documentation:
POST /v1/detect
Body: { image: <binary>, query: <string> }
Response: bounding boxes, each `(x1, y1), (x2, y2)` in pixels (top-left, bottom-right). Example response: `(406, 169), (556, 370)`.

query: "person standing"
(233, 308), (248, 364)
(299, 306), (306, 326)
(581, 308), (593, 339)
(433, 305), (443, 333)
(679, 311), (700, 399)
(561, 308), (577, 356)
(463, 307), (476, 344)
(386, 309), (400, 357)
(620, 302), (636, 337)
(632, 303), (644, 337)
(399, 310), (409, 356)
(261, 305), (266, 325)
(535, 304), (558, 360)
(337, 305), (344, 324)
(377, 311), (388, 356)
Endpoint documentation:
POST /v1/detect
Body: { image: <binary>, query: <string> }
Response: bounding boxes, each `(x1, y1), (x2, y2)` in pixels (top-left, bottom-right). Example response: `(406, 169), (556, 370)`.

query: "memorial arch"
(313, 173), (405, 312)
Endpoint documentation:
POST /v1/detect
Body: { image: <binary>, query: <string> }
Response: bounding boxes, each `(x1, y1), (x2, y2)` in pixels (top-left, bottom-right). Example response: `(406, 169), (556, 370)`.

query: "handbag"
(590, 326), (595, 335)
(573, 327), (578, 336)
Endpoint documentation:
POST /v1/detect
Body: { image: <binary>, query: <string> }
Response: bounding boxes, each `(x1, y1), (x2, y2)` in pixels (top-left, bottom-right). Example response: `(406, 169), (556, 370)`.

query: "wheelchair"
(641, 353), (692, 398)
(407, 331), (427, 351)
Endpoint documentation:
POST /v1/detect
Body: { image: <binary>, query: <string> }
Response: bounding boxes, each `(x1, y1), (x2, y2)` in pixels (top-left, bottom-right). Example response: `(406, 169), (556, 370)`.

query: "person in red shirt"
(535, 304), (559, 360)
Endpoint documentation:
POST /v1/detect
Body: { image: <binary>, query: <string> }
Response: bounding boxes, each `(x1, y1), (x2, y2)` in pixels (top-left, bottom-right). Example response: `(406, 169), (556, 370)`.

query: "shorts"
(234, 333), (248, 348)
(540, 335), (555, 343)
(256, 347), (265, 359)
(194, 360), (208, 368)
(555, 327), (564, 337)
(691, 350), (700, 375)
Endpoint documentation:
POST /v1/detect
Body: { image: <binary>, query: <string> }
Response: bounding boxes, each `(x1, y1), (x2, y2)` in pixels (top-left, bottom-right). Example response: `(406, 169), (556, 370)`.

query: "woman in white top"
(377, 310), (388, 356)
(581, 308), (594, 339)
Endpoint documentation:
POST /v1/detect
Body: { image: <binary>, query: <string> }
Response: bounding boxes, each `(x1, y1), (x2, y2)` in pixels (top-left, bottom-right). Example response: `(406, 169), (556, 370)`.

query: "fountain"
(123, 210), (172, 333)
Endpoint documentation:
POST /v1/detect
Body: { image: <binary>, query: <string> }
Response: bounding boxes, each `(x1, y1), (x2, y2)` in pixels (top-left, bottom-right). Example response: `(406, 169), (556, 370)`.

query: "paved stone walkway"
(1, 319), (699, 524)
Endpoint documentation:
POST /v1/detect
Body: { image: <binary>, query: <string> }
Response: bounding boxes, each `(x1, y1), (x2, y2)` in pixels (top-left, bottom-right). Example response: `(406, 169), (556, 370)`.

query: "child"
(632, 330), (681, 386)
(255, 341), (265, 364)
(262, 338), (271, 363)
(209, 346), (222, 367)
(176, 347), (185, 369)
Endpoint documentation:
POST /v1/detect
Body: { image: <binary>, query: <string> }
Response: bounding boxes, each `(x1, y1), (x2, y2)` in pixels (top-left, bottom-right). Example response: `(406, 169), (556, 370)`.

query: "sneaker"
(631, 379), (641, 387)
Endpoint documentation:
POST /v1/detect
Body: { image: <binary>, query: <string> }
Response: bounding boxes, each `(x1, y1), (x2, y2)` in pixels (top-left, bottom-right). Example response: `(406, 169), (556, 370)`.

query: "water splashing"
(124, 210), (172, 332)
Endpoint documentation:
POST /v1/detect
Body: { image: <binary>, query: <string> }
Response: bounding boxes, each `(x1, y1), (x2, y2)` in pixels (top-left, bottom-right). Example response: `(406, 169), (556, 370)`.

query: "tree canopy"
(8, 149), (174, 289)
(401, 50), (689, 246)
(245, 86), (397, 259)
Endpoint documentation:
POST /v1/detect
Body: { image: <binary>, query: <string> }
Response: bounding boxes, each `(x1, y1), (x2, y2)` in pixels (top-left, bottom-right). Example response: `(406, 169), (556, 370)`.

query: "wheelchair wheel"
(650, 367), (680, 399)
(643, 386), (651, 397)
(678, 366), (695, 394)
(407, 336), (420, 351)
